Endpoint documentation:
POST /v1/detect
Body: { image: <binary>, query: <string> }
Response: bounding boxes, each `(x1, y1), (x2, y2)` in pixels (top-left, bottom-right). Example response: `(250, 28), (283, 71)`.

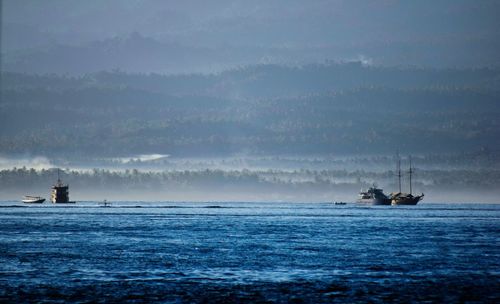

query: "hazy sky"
(2, 0), (500, 72)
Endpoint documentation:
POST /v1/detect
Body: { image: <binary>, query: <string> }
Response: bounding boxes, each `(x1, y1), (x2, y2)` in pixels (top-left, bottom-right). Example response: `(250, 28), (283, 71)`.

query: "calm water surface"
(0, 202), (499, 303)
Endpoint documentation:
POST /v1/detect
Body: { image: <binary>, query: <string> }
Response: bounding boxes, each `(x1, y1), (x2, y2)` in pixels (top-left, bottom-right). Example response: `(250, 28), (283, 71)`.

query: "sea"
(0, 201), (499, 303)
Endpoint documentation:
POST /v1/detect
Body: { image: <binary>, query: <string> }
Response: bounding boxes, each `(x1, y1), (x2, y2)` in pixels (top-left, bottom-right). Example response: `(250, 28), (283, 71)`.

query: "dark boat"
(98, 200), (112, 207)
(390, 192), (424, 205)
(390, 156), (424, 205)
(51, 169), (75, 203)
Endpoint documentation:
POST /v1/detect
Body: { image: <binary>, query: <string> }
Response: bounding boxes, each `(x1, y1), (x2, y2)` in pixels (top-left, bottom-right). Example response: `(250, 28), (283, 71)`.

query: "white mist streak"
(0, 156), (54, 170)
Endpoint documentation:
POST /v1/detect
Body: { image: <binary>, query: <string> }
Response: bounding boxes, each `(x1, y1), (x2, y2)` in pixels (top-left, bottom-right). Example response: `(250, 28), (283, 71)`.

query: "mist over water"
(1, 152), (499, 203)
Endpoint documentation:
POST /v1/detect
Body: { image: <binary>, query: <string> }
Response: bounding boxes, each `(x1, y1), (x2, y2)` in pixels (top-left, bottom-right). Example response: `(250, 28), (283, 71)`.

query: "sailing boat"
(390, 156), (424, 205)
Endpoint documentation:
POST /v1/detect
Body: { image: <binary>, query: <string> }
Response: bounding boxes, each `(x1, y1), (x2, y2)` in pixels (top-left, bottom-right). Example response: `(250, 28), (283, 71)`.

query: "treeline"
(4, 63), (500, 97)
(1, 63), (499, 157)
(2, 167), (499, 192)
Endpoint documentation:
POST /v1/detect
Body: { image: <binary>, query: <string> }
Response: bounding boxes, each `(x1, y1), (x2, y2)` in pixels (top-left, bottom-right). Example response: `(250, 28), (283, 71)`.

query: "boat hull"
(391, 195), (423, 206)
(22, 198), (45, 204)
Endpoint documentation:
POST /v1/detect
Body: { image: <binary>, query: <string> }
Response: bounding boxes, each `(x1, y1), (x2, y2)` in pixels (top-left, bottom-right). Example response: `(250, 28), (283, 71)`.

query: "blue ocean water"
(0, 202), (499, 303)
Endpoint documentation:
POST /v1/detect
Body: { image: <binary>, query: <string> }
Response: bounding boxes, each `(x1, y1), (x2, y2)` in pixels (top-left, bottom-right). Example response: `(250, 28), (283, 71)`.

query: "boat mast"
(408, 156), (413, 195)
(397, 156), (402, 193)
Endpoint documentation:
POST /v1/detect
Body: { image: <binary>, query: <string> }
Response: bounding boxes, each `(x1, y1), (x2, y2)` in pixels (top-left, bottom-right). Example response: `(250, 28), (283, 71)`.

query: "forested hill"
(4, 63), (500, 98)
(1, 63), (499, 157)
